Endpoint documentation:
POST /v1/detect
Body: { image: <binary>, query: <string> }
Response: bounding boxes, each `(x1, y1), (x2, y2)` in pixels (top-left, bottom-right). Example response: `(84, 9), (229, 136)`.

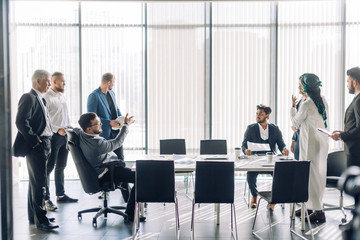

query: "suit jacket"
(340, 93), (360, 155)
(87, 87), (122, 140)
(13, 89), (47, 157)
(241, 123), (287, 154)
(73, 126), (128, 175)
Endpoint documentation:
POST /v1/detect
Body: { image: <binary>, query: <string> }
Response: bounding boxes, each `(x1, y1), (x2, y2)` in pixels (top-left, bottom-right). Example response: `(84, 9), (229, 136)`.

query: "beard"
(55, 86), (64, 93)
(257, 118), (266, 124)
(349, 84), (355, 94)
(93, 129), (103, 134)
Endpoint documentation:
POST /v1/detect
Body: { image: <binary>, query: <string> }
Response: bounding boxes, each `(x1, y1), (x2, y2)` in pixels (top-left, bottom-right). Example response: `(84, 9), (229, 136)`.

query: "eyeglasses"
(89, 121), (101, 127)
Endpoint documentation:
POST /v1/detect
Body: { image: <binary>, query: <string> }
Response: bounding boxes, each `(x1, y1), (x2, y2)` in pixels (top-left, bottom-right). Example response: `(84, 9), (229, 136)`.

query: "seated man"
(74, 112), (144, 222)
(242, 104), (289, 210)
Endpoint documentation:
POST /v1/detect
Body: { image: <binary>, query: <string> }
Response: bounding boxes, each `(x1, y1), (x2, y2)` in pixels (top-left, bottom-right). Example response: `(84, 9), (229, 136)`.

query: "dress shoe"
(267, 204), (275, 211)
(295, 208), (313, 217)
(250, 195), (258, 208)
(57, 194), (78, 203)
(36, 222), (59, 231)
(29, 217), (55, 225)
(45, 200), (58, 211)
(306, 211), (326, 223)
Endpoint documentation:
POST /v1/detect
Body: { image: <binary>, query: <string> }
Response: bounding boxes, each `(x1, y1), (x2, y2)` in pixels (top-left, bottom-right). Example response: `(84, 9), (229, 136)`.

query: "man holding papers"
(242, 104), (289, 209)
(331, 67), (360, 168)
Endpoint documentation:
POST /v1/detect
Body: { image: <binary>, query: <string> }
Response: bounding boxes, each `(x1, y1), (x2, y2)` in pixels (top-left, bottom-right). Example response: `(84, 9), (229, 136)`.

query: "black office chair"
(323, 150), (353, 223)
(66, 129), (127, 228)
(133, 160), (180, 240)
(200, 139), (227, 155)
(160, 139), (194, 199)
(191, 161), (238, 240)
(252, 160), (313, 240)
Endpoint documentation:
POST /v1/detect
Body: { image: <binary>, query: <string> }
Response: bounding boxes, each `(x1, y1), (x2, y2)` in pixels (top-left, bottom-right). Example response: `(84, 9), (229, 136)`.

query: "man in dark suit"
(331, 67), (360, 167)
(242, 104), (289, 209)
(13, 69), (59, 230)
(87, 73), (130, 201)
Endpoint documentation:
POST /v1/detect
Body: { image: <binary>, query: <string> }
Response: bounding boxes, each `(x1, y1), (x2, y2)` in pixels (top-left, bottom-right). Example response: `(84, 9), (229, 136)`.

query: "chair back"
(194, 161), (234, 203)
(327, 151), (347, 177)
(200, 139), (227, 155)
(160, 139), (186, 155)
(66, 129), (101, 194)
(136, 160), (175, 203)
(271, 160), (310, 204)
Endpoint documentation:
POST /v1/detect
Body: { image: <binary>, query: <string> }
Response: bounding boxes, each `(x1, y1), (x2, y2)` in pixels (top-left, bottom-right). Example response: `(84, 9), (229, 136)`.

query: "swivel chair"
(66, 129), (127, 228)
(323, 150), (354, 223)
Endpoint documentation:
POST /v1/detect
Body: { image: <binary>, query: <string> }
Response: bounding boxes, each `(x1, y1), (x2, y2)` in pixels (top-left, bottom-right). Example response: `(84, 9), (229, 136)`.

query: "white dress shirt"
(258, 123), (269, 140)
(32, 88), (53, 137)
(44, 88), (71, 133)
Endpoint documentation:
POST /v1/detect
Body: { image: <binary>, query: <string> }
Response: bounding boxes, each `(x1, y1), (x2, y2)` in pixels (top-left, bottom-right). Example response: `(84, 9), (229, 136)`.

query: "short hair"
(52, 72), (63, 80)
(78, 112), (97, 131)
(256, 104), (272, 115)
(32, 69), (50, 87)
(101, 73), (114, 83)
(347, 67), (360, 84)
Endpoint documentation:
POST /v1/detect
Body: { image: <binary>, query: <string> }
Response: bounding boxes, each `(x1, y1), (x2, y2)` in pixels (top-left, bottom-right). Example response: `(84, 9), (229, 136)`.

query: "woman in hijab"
(290, 73), (329, 223)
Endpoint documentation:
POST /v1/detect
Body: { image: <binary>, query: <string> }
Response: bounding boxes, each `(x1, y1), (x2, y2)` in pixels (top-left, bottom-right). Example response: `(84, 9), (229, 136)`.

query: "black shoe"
(29, 217), (55, 225)
(127, 215), (146, 223)
(57, 194), (78, 203)
(45, 200), (58, 211)
(295, 208), (313, 217)
(36, 223), (59, 231)
(306, 211), (326, 223)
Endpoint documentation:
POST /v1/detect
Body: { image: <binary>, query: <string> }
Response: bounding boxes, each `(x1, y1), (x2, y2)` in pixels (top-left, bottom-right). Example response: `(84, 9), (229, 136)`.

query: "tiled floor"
(13, 178), (350, 239)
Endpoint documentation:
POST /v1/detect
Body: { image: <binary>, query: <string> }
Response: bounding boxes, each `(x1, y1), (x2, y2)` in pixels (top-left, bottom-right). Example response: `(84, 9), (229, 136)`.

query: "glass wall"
(277, 0), (343, 150)
(212, 2), (272, 149)
(10, 0), (354, 179)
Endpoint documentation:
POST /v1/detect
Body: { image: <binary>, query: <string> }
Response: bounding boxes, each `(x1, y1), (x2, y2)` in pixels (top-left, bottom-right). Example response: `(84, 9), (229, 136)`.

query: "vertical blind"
(10, 0), (356, 180)
(212, 2), (272, 149)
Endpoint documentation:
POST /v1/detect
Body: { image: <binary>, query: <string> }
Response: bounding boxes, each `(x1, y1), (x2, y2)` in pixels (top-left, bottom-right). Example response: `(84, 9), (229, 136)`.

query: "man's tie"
(42, 98), (47, 106)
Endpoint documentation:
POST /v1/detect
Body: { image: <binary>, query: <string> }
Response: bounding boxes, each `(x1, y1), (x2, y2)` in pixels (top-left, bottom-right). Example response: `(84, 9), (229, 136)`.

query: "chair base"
(77, 192), (127, 228)
(252, 198), (314, 240)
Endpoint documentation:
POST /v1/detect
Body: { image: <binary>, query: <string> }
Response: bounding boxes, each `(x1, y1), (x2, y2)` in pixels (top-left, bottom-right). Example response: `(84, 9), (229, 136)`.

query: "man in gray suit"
(74, 112), (145, 222)
(331, 67), (360, 167)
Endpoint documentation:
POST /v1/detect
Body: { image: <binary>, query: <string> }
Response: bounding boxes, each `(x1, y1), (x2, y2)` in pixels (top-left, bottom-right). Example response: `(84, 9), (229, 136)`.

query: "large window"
(10, 0), (354, 180)
(277, 0), (343, 150)
(212, 2), (272, 148)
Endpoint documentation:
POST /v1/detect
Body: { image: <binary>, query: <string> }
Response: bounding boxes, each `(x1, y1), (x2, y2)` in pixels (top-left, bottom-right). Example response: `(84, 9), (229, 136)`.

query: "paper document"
(317, 128), (332, 136)
(247, 141), (271, 152)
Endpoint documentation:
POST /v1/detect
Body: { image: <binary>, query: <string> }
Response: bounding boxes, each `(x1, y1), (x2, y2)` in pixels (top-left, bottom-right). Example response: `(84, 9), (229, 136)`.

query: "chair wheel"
(78, 214), (82, 221)
(341, 218), (347, 223)
(92, 219), (97, 228)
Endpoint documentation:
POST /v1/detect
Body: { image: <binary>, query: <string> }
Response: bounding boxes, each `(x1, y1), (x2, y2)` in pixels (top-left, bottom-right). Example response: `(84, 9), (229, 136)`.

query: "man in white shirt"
(44, 72), (78, 211)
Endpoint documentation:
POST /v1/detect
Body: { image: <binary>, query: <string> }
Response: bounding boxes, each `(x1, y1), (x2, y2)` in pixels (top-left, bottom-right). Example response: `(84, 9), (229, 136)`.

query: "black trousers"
(45, 133), (69, 200)
(26, 136), (51, 225)
(100, 166), (135, 216)
(247, 171), (273, 197)
(111, 130), (130, 202)
(347, 153), (360, 206)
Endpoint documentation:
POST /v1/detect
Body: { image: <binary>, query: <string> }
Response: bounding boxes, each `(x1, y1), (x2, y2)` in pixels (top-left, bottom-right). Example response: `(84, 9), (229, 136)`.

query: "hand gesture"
(292, 95), (297, 108)
(124, 113), (135, 125)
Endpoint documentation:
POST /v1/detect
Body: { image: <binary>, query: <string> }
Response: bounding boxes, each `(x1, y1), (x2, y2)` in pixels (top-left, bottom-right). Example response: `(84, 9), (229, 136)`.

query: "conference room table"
(126, 154), (307, 230)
